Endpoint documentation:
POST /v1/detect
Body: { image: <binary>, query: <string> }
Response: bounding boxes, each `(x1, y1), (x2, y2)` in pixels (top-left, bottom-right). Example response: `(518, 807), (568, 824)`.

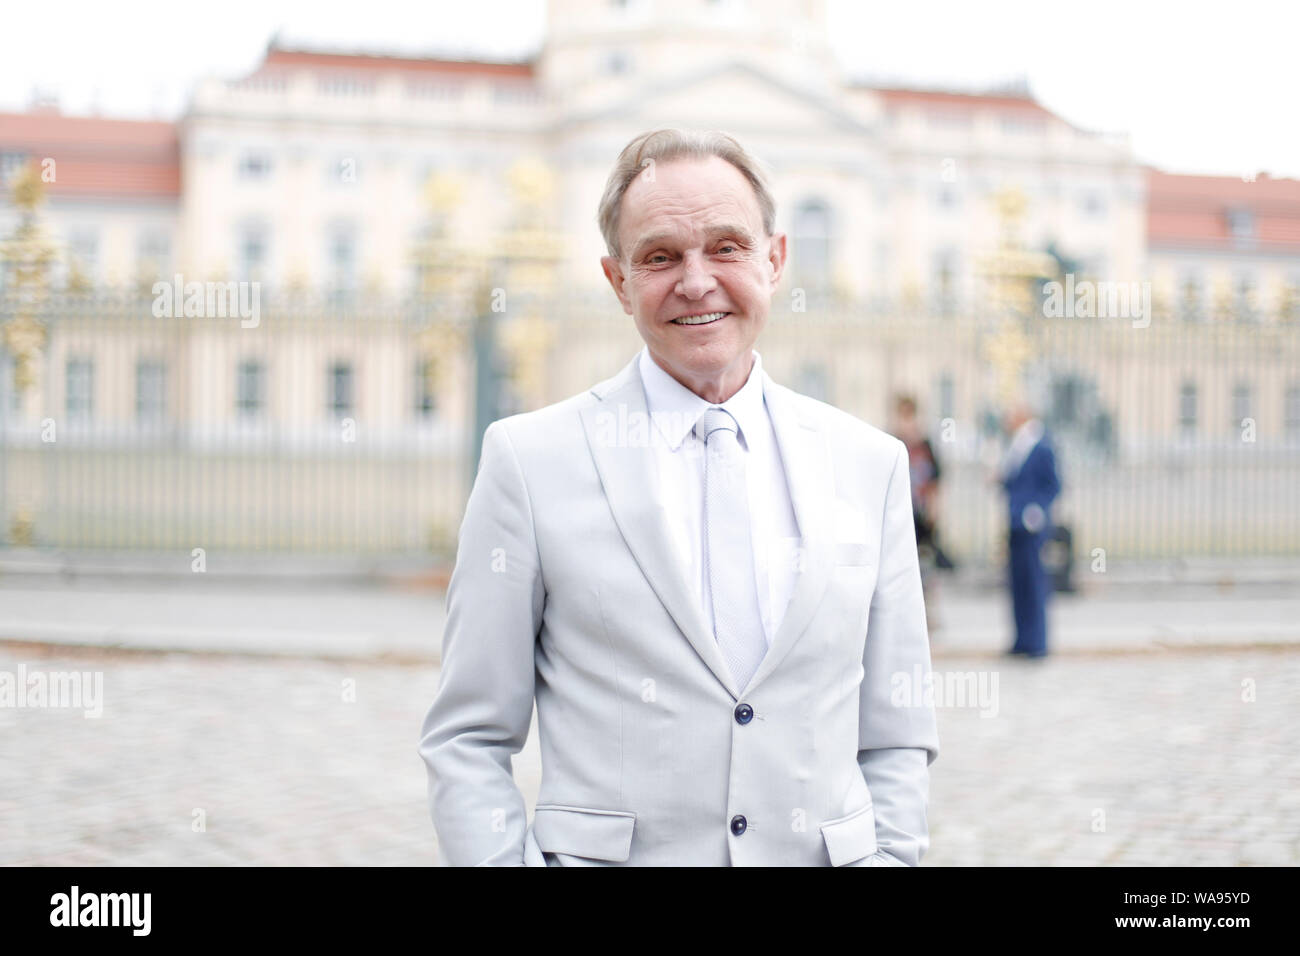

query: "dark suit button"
(730, 815), (747, 836)
(734, 703), (753, 725)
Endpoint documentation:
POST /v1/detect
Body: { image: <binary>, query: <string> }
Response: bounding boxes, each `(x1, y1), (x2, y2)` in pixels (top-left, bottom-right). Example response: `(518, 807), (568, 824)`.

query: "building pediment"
(559, 60), (873, 138)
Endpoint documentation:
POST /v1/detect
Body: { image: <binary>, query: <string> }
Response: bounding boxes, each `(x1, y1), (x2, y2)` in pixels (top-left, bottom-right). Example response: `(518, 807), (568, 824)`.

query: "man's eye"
(648, 254), (668, 263)
(717, 245), (737, 254)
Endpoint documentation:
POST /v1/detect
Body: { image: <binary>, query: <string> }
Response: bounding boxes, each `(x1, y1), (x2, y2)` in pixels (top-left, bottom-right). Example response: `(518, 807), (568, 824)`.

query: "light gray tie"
(694, 406), (767, 689)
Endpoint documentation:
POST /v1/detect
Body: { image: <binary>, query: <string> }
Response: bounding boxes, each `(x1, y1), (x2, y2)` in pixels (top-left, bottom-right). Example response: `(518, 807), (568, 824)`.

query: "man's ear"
(766, 232), (788, 291)
(601, 255), (634, 315)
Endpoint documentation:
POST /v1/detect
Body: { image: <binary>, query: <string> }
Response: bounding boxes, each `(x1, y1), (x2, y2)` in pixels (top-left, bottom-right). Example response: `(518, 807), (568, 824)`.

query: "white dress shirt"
(637, 346), (800, 647)
(1001, 417), (1044, 480)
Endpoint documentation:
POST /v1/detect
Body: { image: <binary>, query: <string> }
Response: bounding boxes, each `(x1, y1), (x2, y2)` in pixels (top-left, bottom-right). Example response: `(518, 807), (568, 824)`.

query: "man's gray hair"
(597, 128), (777, 259)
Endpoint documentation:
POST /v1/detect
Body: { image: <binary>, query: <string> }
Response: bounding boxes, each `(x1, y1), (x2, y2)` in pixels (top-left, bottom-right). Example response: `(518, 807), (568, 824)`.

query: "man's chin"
(659, 344), (756, 383)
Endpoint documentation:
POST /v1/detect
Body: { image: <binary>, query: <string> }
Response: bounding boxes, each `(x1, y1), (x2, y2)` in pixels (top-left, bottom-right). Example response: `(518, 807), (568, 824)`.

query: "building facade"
(1, 0), (1298, 559)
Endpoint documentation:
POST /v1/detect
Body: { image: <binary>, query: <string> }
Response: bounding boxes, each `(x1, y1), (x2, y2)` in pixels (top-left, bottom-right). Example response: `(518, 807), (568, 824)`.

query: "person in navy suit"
(999, 402), (1062, 658)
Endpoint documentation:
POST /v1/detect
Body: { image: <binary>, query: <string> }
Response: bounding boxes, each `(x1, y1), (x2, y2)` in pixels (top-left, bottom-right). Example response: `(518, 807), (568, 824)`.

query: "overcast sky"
(2, 0), (1296, 179)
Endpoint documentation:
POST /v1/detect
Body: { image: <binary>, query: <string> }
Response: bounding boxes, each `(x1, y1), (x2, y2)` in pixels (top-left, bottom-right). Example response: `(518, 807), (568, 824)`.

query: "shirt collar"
(638, 345), (765, 451)
(1003, 418), (1045, 475)
(1012, 418), (1044, 450)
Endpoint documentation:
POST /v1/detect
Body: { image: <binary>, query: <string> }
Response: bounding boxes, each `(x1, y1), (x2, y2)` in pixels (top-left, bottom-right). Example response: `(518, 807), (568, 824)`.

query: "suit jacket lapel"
(579, 354), (740, 697)
(743, 371), (834, 694)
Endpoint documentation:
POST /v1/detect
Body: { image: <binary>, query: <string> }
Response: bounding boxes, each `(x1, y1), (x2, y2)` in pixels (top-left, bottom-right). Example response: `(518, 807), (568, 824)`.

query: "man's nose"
(675, 251), (717, 299)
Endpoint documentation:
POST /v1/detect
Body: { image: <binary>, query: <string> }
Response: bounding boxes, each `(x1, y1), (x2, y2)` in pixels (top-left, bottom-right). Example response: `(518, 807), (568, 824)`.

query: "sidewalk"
(925, 584), (1300, 656)
(0, 576), (445, 662)
(1, 561), (1297, 661)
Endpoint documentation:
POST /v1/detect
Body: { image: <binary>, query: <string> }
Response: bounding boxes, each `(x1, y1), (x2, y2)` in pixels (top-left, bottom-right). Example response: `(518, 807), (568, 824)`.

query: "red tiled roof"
(0, 112), (179, 200)
(871, 87), (1054, 117)
(1147, 168), (1300, 251)
(257, 45), (535, 79)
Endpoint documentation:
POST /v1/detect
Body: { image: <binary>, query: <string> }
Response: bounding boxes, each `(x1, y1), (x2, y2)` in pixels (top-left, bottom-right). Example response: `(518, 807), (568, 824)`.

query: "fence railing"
(2, 291), (1298, 566)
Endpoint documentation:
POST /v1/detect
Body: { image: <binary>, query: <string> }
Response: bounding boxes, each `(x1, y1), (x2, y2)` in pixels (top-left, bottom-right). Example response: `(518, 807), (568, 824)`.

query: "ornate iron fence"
(2, 290), (1297, 566)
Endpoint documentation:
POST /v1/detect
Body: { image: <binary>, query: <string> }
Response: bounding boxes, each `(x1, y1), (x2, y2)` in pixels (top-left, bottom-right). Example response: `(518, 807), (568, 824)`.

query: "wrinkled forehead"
(619, 157), (764, 254)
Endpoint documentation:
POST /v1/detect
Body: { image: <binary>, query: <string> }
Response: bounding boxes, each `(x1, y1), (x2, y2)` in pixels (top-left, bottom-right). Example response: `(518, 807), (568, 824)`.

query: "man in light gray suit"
(419, 128), (940, 866)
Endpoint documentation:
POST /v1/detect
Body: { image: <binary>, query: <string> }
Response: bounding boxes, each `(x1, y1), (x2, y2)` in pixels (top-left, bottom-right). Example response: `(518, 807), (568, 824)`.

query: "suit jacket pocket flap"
(533, 805), (636, 862)
(819, 802), (878, 867)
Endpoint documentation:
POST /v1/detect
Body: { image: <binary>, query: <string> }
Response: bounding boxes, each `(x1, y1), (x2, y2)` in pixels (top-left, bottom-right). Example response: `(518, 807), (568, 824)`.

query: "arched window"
(327, 222), (358, 302)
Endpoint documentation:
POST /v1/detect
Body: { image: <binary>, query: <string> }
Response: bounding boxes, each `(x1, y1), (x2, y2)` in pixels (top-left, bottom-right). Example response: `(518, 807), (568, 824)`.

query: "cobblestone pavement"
(1, 642), (1296, 866)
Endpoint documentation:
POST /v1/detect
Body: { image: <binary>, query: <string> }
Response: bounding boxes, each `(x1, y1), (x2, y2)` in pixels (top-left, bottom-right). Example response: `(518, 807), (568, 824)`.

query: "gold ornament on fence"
(499, 311), (555, 408)
(975, 185), (1056, 408)
(0, 163), (59, 391)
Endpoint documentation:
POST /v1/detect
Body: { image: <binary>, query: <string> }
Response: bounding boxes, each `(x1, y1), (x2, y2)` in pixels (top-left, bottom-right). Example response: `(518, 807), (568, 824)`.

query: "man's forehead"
(620, 157), (762, 244)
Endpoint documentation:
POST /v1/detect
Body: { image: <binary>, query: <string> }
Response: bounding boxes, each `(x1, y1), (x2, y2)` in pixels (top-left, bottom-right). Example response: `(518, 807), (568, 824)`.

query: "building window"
(236, 360), (265, 419)
(1051, 374), (1094, 429)
(1232, 383), (1251, 433)
(66, 357), (94, 421)
(238, 225), (267, 282)
(1180, 272), (1202, 322)
(327, 225), (358, 299)
(1227, 207), (1255, 242)
(938, 373), (955, 422)
(329, 362), (354, 418)
(927, 110), (973, 130)
(238, 151), (272, 180)
(1178, 381), (1197, 438)
(408, 80), (464, 102)
(136, 360), (166, 424)
(1235, 273), (1256, 320)
(936, 186), (960, 211)
(493, 84), (539, 106)
(136, 231), (171, 277)
(605, 50), (631, 74)
(0, 151), (28, 184)
(317, 75), (375, 97)
(793, 199), (831, 292)
(1080, 191), (1106, 217)
(932, 247), (958, 314)
(1001, 114), (1045, 135)
(414, 360), (437, 419)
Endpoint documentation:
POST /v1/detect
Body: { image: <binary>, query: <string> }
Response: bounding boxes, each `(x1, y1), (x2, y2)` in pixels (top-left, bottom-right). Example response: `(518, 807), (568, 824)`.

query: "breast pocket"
(532, 805), (637, 864)
(829, 542), (876, 649)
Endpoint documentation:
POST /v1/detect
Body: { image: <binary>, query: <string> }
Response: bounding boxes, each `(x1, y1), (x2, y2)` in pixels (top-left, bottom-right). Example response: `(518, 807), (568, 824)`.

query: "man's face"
(601, 155), (787, 402)
(1003, 405), (1031, 435)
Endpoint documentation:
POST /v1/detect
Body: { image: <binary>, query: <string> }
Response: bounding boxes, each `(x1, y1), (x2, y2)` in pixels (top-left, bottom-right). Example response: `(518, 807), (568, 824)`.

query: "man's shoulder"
(486, 362), (634, 464)
(772, 380), (904, 462)
(491, 389), (598, 446)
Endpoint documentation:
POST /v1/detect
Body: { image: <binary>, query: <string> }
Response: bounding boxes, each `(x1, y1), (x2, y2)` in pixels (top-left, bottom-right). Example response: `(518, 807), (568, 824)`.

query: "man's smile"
(670, 311), (731, 325)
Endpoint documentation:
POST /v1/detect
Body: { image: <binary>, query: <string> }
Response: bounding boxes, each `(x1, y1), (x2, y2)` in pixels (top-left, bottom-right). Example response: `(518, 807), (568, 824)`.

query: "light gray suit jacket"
(419, 352), (940, 866)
